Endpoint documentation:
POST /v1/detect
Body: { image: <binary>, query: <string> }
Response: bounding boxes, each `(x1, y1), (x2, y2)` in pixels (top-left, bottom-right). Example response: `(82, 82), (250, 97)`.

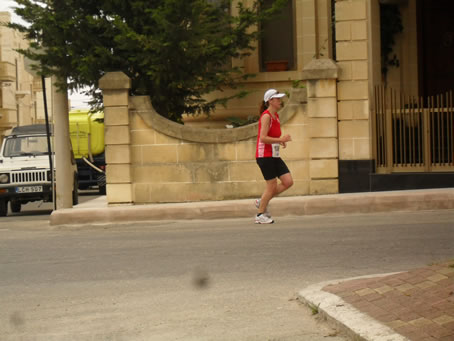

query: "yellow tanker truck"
(69, 110), (106, 194)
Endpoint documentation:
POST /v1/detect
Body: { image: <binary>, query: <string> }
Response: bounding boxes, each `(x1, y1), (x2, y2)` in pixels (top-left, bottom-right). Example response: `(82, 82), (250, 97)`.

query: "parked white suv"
(0, 124), (78, 216)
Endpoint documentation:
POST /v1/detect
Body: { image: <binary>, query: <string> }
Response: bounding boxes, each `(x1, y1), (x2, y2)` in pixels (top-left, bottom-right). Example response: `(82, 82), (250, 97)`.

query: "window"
(260, 0), (295, 72)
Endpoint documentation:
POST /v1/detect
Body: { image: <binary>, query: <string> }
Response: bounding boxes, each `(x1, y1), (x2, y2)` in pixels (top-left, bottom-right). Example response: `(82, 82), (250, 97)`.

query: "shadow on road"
(6, 189), (103, 218)
(9, 209), (53, 217)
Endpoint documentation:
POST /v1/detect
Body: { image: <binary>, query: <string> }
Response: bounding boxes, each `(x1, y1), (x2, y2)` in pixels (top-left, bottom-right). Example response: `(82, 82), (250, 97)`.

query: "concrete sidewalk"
(49, 187), (454, 341)
(50, 187), (454, 226)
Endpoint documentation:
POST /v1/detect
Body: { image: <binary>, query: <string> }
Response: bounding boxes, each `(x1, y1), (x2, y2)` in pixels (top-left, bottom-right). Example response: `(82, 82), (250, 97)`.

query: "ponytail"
(259, 100), (268, 114)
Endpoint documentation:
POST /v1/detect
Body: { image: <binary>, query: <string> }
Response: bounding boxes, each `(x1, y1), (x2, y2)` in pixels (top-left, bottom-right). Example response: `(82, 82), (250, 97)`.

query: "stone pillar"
(335, 0), (374, 193)
(99, 72), (132, 204)
(52, 76), (73, 209)
(302, 59), (339, 194)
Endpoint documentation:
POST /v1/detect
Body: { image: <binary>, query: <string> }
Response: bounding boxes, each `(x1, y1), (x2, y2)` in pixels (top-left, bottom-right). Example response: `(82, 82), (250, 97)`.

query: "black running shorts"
(256, 157), (290, 181)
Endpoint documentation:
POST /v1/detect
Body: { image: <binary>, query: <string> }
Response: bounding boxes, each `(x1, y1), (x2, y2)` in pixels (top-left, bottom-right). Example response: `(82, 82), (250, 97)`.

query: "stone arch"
(129, 88), (305, 143)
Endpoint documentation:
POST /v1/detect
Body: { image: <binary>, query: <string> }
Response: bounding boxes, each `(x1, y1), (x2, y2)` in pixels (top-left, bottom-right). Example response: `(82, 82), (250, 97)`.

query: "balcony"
(0, 61), (16, 84)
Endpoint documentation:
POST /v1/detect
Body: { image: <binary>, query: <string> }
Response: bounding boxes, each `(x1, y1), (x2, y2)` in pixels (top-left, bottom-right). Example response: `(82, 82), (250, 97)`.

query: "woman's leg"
(258, 178), (277, 214)
(258, 173), (293, 214)
(275, 172), (293, 196)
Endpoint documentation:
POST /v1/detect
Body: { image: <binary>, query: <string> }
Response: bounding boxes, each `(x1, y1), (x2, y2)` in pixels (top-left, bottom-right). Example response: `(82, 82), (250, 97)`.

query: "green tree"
(8, 0), (288, 122)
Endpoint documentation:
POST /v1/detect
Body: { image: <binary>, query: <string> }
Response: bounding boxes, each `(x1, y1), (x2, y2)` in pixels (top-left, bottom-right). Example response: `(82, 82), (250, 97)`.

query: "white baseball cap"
(264, 89), (286, 103)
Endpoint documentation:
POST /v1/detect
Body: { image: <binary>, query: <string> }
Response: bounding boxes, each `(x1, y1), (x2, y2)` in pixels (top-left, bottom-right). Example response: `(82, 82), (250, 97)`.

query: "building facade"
(0, 12), (52, 142)
(335, 0), (454, 192)
(188, 0), (454, 193)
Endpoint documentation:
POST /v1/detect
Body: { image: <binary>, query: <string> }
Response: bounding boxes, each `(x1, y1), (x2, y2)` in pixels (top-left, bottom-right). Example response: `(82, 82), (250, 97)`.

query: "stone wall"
(100, 68), (340, 204)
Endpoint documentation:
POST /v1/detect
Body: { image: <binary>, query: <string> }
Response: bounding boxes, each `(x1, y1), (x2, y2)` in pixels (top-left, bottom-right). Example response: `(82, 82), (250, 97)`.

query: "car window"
(3, 135), (53, 157)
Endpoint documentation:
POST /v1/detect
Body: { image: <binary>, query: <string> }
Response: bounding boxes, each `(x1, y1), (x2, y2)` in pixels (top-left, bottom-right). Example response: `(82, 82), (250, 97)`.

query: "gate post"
(302, 59), (339, 194)
(99, 72), (133, 204)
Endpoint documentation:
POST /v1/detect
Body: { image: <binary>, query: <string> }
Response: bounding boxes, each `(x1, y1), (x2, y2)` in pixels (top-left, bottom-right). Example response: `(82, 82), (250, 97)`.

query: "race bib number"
(272, 143), (280, 158)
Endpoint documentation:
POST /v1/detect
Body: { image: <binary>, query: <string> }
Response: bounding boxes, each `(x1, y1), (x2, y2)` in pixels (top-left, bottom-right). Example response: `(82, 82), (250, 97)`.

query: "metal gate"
(373, 86), (454, 173)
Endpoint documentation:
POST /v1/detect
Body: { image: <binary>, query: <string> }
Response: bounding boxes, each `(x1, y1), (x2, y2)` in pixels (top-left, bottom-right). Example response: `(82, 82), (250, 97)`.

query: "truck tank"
(69, 110), (106, 194)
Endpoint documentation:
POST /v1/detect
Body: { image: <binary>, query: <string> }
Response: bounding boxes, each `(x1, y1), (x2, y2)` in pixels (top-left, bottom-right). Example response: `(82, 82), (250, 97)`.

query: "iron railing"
(373, 86), (454, 173)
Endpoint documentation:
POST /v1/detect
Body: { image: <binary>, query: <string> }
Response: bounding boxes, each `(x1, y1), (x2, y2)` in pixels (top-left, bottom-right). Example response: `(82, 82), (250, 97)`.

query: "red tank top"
(256, 110), (282, 158)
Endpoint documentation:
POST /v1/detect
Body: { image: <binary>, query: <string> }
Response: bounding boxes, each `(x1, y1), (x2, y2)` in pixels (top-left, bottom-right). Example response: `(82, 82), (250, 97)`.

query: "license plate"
(16, 186), (43, 193)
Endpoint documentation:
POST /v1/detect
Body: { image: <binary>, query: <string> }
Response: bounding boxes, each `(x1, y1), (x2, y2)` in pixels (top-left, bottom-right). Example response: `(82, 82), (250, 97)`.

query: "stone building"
(334, 0), (454, 192)
(184, 0), (454, 194)
(0, 12), (53, 140)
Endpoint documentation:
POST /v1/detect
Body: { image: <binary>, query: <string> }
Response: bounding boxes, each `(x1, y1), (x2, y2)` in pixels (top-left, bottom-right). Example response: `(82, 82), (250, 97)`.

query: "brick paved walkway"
(323, 261), (454, 341)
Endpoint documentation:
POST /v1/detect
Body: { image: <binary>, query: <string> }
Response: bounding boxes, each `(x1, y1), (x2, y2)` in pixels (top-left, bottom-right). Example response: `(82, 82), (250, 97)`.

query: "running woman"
(255, 89), (293, 224)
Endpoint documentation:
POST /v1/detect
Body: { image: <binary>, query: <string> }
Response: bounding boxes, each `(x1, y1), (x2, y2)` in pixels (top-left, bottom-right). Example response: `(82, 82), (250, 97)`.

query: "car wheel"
(72, 176), (79, 206)
(0, 200), (7, 216)
(10, 200), (21, 213)
(98, 185), (106, 195)
(97, 174), (106, 195)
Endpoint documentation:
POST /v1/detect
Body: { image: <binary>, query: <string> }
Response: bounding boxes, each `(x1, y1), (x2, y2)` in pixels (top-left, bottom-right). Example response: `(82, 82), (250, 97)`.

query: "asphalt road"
(0, 207), (453, 341)
(2, 190), (97, 223)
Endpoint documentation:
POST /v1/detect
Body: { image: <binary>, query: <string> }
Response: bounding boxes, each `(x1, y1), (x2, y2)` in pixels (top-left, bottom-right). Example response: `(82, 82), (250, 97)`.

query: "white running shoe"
(254, 199), (271, 218)
(255, 214), (274, 224)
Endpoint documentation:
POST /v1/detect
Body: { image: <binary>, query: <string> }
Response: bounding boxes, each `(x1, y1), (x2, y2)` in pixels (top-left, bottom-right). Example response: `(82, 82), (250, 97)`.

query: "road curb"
(298, 275), (410, 341)
(49, 188), (454, 226)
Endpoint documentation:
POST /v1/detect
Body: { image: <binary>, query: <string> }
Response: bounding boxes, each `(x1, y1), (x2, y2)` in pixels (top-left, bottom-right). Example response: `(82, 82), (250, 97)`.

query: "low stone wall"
(99, 68), (339, 205)
(129, 90), (308, 203)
